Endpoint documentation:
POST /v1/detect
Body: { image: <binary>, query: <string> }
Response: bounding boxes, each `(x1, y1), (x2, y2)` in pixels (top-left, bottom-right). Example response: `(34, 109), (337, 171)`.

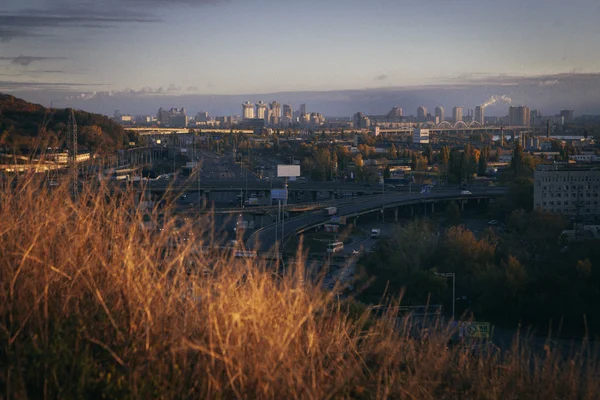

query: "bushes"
(1, 176), (600, 398)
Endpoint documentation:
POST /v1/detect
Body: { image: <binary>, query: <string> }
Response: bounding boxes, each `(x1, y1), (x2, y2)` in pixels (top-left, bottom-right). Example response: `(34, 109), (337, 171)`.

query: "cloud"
(0, 8), (158, 40)
(66, 92), (98, 100)
(538, 79), (559, 87)
(0, 0), (225, 40)
(59, 85), (184, 100)
(0, 80), (104, 91)
(0, 56), (67, 66)
(374, 74), (388, 81)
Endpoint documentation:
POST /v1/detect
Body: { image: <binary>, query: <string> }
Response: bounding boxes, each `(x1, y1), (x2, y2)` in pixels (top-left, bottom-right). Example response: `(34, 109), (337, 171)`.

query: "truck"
(371, 229), (381, 238)
(324, 206), (337, 216)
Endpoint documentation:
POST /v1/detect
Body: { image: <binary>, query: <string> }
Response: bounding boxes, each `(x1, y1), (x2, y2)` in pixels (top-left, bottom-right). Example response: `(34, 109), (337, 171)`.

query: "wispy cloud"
(56, 85), (185, 100)
(374, 74), (388, 81)
(538, 79), (559, 87)
(0, 0), (225, 41)
(0, 56), (67, 66)
(0, 80), (104, 91)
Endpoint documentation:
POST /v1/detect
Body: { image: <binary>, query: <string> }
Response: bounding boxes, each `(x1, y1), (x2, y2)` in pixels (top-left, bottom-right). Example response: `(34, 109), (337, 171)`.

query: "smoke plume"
(481, 94), (512, 108)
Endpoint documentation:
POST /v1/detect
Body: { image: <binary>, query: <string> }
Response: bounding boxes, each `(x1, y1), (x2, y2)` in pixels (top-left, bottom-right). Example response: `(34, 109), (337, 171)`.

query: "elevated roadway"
(140, 179), (400, 194)
(247, 188), (507, 252)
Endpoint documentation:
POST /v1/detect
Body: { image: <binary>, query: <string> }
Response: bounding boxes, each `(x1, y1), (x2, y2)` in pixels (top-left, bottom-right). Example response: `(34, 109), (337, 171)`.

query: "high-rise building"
(353, 112), (370, 129)
(474, 106), (484, 125)
(242, 102), (255, 119)
(560, 110), (574, 122)
(269, 101), (281, 125)
(388, 107), (403, 121)
(282, 104), (293, 118)
(452, 107), (463, 122)
(157, 107), (170, 125)
(168, 108), (188, 128)
(256, 101), (267, 120)
(509, 106), (531, 126)
(417, 106), (427, 121)
(195, 111), (209, 122)
(300, 104), (307, 116)
(434, 106), (445, 123)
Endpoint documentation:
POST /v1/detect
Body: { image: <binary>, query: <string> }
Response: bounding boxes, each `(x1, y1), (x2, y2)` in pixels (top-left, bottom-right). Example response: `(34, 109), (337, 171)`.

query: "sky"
(1, 0), (600, 116)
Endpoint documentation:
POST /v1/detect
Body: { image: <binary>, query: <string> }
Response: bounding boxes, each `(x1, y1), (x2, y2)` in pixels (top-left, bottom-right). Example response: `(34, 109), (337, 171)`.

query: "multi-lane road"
(247, 187), (507, 252)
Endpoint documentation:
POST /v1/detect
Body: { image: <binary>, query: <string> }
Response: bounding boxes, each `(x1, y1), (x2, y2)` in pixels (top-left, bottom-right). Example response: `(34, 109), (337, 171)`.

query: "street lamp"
(435, 272), (455, 321)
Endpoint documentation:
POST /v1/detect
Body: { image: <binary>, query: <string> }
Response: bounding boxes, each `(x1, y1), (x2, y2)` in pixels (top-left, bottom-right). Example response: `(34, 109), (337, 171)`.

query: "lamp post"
(435, 272), (455, 320)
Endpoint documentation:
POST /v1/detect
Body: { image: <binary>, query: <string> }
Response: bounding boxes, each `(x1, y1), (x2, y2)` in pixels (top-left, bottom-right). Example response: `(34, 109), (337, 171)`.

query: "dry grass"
(1, 174), (599, 399)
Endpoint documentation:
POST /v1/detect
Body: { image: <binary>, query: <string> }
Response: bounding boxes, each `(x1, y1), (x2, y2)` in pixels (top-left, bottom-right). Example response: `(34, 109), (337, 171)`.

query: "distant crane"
(67, 108), (78, 198)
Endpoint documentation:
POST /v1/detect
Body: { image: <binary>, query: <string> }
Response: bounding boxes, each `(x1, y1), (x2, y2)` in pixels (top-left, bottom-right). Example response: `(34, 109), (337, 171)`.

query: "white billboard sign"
(277, 165), (300, 177)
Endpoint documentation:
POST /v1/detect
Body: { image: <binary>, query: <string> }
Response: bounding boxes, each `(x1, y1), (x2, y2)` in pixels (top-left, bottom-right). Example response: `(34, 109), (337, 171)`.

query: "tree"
(510, 142), (524, 175)
(410, 153), (417, 171)
(478, 152), (488, 176)
(423, 144), (433, 164)
(383, 166), (391, 179)
(314, 148), (331, 181)
(387, 144), (397, 159)
(440, 146), (450, 166)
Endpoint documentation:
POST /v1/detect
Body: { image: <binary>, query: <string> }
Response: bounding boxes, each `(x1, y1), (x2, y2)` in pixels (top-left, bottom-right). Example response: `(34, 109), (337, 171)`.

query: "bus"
(327, 242), (344, 253)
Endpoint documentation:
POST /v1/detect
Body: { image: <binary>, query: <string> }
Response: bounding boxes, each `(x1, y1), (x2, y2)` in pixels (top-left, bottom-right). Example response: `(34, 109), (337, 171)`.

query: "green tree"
(510, 142), (525, 175)
(478, 152), (488, 176)
(423, 144), (433, 164)
(410, 153), (417, 171)
(383, 166), (391, 179)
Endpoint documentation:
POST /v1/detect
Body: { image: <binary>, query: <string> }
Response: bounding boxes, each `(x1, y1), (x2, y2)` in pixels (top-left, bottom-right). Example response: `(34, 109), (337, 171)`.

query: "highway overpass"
(246, 188), (507, 253)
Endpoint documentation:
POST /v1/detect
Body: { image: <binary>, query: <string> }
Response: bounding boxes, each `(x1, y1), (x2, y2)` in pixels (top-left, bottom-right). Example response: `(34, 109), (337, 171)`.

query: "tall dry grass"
(1, 174), (599, 399)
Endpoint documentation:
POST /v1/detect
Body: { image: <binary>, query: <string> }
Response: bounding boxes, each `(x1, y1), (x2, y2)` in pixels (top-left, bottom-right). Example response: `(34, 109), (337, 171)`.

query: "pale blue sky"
(1, 0), (600, 115)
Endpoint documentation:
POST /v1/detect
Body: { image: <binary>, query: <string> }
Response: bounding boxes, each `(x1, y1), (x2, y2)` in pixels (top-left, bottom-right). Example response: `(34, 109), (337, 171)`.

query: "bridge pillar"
(312, 191), (317, 202)
(431, 203), (435, 213)
(461, 200), (465, 211)
(410, 206), (414, 217)
(477, 198), (481, 205)
(394, 207), (399, 223)
(329, 191), (334, 200)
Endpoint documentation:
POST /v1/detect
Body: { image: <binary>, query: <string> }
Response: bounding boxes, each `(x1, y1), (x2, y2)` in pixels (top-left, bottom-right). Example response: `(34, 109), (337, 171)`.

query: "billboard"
(271, 189), (288, 200)
(277, 165), (300, 177)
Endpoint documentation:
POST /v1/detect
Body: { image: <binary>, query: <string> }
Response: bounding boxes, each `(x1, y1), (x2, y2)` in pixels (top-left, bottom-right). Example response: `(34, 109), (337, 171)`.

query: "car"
(48, 180), (59, 187)
(461, 190), (472, 195)
(487, 220), (500, 225)
(352, 249), (360, 255)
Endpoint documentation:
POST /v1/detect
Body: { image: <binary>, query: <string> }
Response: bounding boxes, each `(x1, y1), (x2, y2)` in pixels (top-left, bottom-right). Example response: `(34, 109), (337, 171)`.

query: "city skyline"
(0, 0), (599, 114)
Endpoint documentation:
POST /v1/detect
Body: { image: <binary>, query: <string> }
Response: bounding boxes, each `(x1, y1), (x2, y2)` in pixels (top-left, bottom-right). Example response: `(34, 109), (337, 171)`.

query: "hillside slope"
(0, 93), (135, 154)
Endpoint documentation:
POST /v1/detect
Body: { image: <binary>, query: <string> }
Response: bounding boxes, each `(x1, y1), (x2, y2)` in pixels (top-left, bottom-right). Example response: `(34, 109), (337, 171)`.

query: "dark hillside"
(0, 93), (136, 154)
